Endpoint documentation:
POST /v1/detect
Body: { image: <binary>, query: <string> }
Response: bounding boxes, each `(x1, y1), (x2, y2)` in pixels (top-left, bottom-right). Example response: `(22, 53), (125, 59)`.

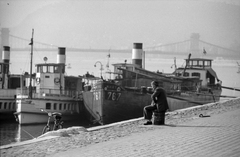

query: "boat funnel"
(57, 47), (66, 64)
(2, 46), (10, 63)
(132, 43), (143, 68)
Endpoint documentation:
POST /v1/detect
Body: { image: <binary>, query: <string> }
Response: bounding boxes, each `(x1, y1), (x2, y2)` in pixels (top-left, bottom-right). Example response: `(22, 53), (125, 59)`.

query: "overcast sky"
(0, 0), (240, 49)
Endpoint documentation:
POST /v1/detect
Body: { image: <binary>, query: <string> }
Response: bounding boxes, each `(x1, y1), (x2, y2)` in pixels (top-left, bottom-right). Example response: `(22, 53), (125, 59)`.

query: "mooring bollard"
(152, 111), (165, 125)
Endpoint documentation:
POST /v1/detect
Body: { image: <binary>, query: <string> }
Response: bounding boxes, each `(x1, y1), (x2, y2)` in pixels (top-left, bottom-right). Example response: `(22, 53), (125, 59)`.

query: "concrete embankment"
(1, 98), (240, 157)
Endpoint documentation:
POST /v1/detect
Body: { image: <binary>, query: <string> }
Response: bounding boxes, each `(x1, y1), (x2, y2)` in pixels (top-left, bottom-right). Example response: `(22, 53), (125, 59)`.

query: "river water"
(1, 50), (240, 146)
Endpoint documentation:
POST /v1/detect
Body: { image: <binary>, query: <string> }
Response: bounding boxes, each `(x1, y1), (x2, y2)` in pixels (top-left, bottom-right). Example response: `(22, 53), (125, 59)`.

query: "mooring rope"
(21, 128), (35, 139)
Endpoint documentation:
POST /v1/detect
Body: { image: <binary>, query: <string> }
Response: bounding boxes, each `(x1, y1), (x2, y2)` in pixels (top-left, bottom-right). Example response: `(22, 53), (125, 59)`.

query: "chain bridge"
(0, 28), (239, 59)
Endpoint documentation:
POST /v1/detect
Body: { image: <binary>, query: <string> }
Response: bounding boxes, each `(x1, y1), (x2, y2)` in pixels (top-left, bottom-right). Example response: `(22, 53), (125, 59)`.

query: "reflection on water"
(0, 120), (92, 146)
(0, 122), (20, 146)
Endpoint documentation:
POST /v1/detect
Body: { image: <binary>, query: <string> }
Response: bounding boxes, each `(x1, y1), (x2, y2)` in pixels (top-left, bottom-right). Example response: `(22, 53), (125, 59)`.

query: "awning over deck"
(206, 68), (220, 81)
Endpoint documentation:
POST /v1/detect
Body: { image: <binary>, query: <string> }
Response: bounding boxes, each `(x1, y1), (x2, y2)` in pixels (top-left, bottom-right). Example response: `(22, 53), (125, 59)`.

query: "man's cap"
(151, 81), (159, 86)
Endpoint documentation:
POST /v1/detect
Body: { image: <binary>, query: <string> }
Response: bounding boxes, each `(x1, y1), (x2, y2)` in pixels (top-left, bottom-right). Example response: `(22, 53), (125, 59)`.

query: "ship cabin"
(112, 63), (182, 94)
(18, 63), (82, 98)
(35, 63), (65, 95)
(175, 58), (220, 89)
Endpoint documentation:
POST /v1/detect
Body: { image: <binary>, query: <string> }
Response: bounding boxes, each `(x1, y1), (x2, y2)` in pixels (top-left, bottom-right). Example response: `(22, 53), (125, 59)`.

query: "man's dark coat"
(151, 87), (169, 112)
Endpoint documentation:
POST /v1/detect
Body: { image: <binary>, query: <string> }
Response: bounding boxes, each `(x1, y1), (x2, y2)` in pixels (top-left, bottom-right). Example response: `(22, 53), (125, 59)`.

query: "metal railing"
(16, 88), (81, 99)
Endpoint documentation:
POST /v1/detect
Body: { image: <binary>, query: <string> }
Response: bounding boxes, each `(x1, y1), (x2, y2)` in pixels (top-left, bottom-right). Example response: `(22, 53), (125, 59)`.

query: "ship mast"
(29, 29), (34, 99)
(182, 53), (191, 76)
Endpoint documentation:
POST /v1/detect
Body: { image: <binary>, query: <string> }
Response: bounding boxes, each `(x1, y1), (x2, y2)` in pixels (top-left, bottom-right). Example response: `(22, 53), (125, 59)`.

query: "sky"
(0, 0), (240, 49)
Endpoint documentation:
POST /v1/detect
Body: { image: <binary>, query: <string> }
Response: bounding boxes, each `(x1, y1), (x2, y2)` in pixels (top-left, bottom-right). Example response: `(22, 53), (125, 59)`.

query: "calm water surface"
(0, 120), (92, 146)
(1, 51), (239, 146)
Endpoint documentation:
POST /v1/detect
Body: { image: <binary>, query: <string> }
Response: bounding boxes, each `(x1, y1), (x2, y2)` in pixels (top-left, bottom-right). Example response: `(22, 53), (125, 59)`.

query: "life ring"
(117, 87), (121, 92)
(36, 78), (41, 84)
(54, 77), (60, 84)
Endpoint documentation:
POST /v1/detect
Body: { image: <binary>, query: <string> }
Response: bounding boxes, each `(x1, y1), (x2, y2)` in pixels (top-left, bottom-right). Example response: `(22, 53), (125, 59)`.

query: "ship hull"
(15, 97), (86, 124)
(168, 89), (221, 111)
(83, 89), (151, 124)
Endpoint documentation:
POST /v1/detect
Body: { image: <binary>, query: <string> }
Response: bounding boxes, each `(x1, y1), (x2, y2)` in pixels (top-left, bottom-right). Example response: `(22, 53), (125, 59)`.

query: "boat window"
(46, 103), (51, 109)
(59, 103), (62, 110)
(54, 103), (57, 110)
(205, 61), (211, 67)
(9, 103), (11, 109)
(192, 60), (198, 66)
(183, 72), (189, 77)
(36, 66), (39, 72)
(64, 103), (67, 110)
(68, 104), (71, 110)
(37, 66), (41, 73)
(4, 102), (7, 109)
(42, 66), (47, 73)
(54, 66), (60, 73)
(192, 72), (200, 77)
(198, 61), (203, 67)
(0, 102), (2, 109)
(48, 66), (54, 73)
(0, 64), (2, 73)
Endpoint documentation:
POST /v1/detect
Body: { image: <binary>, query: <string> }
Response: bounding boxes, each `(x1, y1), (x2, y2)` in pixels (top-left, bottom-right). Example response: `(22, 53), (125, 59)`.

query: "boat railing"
(0, 89), (17, 98)
(206, 83), (222, 90)
(16, 88), (81, 99)
(181, 85), (195, 92)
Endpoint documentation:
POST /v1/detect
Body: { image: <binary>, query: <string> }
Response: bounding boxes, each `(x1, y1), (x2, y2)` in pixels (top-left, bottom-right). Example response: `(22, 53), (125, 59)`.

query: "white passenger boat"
(14, 30), (86, 124)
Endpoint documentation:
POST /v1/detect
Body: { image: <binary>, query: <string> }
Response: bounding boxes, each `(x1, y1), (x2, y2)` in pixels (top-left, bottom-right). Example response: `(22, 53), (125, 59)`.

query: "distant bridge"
(1, 28), (239, 59)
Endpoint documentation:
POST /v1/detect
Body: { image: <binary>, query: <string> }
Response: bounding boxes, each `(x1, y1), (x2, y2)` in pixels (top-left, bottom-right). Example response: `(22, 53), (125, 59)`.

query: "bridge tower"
(190, 33), (200, 56)
(0, 28), (10, 62)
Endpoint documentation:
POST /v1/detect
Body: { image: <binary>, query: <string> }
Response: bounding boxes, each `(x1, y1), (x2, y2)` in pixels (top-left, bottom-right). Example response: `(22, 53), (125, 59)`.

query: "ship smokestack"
(132, 43), (143, 68)
(57, 47), (66, 64)
(2, 46), (10, 63)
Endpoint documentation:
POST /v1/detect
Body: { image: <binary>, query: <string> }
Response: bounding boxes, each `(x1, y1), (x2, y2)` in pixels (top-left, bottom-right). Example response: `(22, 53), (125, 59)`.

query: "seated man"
(143, 81), (169, 125)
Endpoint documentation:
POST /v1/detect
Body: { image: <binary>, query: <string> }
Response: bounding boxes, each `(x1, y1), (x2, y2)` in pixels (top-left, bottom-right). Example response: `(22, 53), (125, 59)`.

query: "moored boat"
(14, 30), (86, 124)
(171, 54), (222, 105)
(82, 43), (182, 124)
(0, 46), (21, 121)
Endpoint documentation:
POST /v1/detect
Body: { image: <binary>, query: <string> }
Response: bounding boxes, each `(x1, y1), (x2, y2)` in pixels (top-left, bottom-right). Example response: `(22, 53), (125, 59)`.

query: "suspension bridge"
(1, 28), (239, 59)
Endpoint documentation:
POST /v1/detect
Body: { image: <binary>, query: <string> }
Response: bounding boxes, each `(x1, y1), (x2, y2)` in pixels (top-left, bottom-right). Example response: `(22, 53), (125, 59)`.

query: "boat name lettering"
(106, 92), (121, 101)
(93, 91), (101, 100)
(104, 85), (121, 91)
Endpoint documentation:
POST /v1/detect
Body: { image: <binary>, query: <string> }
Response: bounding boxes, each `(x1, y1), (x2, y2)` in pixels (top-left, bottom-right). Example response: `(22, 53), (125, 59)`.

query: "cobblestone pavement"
(53, 108), (240, 157)
(1, 98), (240, 157)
